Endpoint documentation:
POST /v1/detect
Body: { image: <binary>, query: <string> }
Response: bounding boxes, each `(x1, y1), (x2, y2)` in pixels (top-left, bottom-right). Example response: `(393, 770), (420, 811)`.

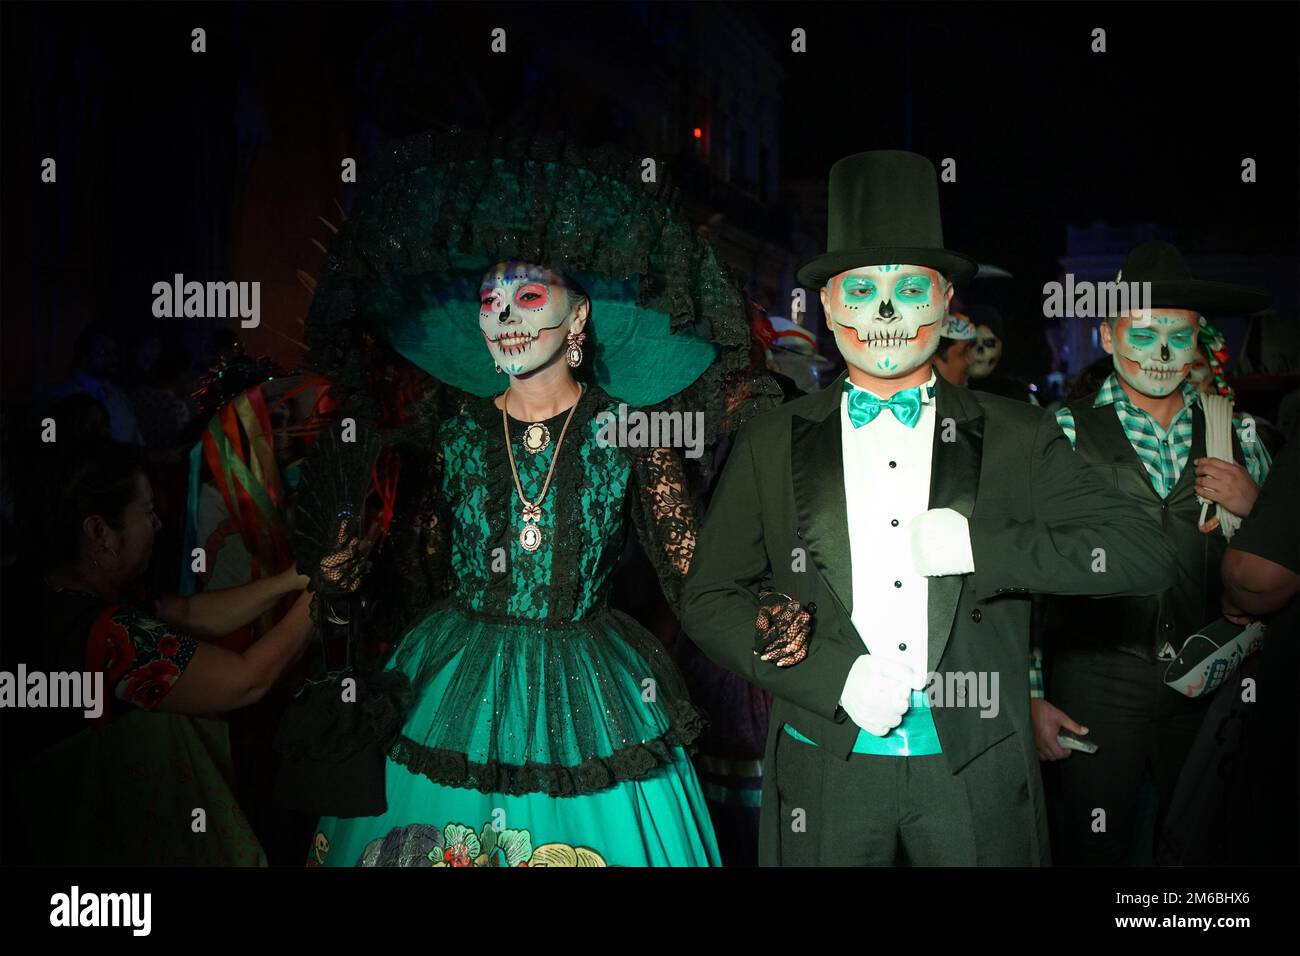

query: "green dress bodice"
(437, 386), (682, 623)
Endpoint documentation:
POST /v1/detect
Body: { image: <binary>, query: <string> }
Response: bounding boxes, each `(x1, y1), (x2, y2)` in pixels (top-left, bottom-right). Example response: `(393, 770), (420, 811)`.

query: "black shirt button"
(971, 608), (982, 623)
(894, 580), (902, 588)
(889, 460), (897, 469)
(891, 519), (899, 527)
(898, 642), (907, 651)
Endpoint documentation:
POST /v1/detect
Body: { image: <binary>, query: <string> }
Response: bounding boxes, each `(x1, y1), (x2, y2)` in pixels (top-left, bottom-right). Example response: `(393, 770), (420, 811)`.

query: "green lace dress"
(313, 387), (720, 866)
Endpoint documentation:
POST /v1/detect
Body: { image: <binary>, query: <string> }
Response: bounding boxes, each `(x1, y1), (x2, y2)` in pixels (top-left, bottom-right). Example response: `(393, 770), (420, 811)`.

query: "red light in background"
(693, 127), (702, 139)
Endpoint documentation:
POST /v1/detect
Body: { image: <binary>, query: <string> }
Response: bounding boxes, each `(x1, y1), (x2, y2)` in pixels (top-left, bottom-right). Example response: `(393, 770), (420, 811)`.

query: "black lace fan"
(276, 417), (412, 819)
(291, 420), (382, 593)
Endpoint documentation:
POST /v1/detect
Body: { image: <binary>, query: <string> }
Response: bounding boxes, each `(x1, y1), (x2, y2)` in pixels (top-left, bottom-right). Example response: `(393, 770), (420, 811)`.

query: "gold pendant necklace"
(502, 384), (584, 553)
(521, 421), (551, 454)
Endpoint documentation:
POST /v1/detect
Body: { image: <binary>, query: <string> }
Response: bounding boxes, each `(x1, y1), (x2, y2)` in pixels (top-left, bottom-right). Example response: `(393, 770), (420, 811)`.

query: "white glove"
(910, 507), (975, 577)
(839, 654), (923, 737)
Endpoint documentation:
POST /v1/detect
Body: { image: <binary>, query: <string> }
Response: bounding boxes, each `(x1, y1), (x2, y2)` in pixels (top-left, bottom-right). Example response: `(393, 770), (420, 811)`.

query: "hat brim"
(1142, 280), (1272, 316)
(371, 264), (718, 406)
(797, 247), (979, 290)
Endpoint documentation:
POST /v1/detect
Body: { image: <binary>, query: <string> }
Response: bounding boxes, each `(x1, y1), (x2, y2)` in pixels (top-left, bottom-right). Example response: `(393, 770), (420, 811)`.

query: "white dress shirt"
(840, 372), (937, 680)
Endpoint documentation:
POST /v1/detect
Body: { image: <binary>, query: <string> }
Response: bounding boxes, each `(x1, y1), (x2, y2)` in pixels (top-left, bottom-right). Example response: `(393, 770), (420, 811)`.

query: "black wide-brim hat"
(304, 126), (782, 487)
(797, 150), (978, 289)
(309, 129), (747, 407)
(1116, 240), (1272, 315)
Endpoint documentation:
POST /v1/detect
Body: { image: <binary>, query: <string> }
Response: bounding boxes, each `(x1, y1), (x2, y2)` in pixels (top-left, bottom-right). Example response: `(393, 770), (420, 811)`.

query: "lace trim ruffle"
(389, 696), (704, 797)
(389, 601), (707, 791)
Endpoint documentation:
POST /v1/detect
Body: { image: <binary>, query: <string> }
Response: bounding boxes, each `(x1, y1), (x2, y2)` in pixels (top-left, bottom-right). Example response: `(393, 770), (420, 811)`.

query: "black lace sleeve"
(628, 445), (699, 612)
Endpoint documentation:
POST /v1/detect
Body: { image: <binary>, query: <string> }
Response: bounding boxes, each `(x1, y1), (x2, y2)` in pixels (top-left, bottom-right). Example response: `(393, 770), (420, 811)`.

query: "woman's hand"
(277, 564), (311, 592)
(317, 514), (381, 594)
(754, 596), (814, 667)
(1194, 457), (1260, 519)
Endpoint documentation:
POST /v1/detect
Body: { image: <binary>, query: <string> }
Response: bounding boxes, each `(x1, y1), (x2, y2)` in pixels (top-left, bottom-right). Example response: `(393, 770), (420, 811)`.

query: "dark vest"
(1050, 395), (1239, 662)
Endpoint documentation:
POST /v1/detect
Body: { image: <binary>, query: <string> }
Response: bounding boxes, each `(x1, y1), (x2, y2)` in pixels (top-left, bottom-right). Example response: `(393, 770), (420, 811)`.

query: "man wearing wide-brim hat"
(1036, 239), (1272, 865)
(682, 150), (1180, 865)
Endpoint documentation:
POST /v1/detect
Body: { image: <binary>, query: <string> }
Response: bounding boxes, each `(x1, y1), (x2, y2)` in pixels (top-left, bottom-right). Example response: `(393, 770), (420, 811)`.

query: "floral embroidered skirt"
(311, 601), (720, 867)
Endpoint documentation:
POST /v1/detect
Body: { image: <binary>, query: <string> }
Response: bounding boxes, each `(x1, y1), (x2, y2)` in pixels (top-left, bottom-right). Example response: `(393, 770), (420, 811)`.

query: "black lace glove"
(316, 512), (380, 596)
(753, 592), (815, 667)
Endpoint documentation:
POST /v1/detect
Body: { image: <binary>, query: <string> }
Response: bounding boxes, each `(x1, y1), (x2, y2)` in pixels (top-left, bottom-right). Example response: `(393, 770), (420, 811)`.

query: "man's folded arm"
(968, 411), (1177, 598)
(681, 424), (858, 721)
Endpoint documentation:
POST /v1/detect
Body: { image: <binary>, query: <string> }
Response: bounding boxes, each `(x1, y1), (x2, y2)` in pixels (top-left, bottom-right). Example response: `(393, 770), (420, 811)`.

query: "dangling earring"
(565, 330), (586, 368)
(494, 363), (503, 374)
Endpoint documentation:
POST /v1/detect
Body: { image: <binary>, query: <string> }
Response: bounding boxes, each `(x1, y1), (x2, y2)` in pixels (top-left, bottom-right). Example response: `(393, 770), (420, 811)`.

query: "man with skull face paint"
(1039, 240), (1271, 866)
(683, 152), (1178, 866)
(965, 305), (1036, 404)
(969, 317), (1003, 381)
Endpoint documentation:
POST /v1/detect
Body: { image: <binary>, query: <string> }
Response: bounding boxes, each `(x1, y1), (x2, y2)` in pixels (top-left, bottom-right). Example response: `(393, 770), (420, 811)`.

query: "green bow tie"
(844, 381), (925, 429)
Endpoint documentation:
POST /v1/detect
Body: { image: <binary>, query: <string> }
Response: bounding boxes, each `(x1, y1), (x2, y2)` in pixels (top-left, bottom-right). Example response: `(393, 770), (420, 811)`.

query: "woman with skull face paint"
(287, 130), (777, 867)
(1039, 241), (1272, 866)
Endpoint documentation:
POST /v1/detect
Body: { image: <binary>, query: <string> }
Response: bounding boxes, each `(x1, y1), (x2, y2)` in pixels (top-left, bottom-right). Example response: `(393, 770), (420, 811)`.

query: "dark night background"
(3, 0), (1298, 402)
(0, 0), (1297, 880)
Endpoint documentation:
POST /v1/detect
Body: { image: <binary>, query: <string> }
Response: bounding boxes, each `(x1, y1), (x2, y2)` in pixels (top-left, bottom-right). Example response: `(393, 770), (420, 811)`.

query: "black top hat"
(1117, 240), (1271, 315)
(797, 150), (978, 290)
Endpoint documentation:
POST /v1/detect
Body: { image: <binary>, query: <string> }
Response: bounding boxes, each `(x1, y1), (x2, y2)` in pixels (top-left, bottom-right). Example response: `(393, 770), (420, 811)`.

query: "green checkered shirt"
(1028, 373), (1272, 699)
(1055, 374), (1270, 498)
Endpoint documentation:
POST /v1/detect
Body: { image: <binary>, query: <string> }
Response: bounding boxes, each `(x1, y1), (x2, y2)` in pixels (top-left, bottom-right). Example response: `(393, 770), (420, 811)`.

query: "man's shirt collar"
(843, 370), (938, 405)
(1093, 372), (1197, 412)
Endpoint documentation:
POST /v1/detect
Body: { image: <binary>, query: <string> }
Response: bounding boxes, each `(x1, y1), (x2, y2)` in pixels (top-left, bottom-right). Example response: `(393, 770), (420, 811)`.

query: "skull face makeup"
(968, 325), (1002, 379)
(820, 264), (951, 378)
(1101, 309), (1199, 398)
(479, 261), (587, 376)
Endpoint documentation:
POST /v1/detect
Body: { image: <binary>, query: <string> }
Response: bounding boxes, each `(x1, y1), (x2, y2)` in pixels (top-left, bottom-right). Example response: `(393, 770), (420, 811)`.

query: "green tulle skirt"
(312, 601), (720, 866)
